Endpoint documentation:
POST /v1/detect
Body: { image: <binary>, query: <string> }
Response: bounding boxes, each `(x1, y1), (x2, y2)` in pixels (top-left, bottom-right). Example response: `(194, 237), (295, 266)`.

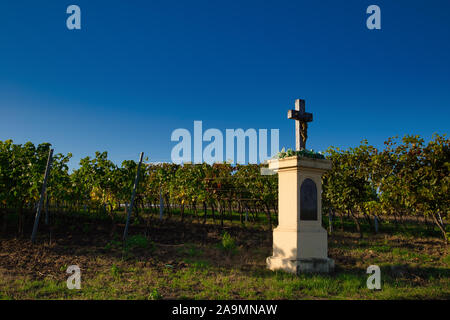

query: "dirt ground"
(0, 218), (270, 281)
(0, 216), (448, 299)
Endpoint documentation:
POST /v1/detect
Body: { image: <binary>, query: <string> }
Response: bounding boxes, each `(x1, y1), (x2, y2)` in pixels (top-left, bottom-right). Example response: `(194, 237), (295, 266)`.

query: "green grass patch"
(217, 232), (237, 255)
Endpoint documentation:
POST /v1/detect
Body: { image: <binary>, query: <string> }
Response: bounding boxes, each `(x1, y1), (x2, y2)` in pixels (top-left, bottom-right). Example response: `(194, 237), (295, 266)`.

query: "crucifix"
(288, 99), (313, 150)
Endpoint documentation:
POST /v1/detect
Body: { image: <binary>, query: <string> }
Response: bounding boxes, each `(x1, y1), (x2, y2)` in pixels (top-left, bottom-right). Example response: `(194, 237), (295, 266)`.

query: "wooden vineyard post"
(159, 188), (164, 221)
(31, 148), (54, 243)
(44, 194), (49, 225)
(245, 207), (248, 223)
(123, 152), (144, 241)
(328, 208), (333, 234)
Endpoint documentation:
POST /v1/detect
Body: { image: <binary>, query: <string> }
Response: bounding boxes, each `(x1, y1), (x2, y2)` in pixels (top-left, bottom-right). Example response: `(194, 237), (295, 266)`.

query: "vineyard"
(0, 134), (449, 242)
(0, 134), (449, 300)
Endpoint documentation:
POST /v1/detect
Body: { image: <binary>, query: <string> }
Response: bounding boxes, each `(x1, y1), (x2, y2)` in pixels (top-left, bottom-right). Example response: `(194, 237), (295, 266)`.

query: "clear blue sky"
(1, 0), (449, 169)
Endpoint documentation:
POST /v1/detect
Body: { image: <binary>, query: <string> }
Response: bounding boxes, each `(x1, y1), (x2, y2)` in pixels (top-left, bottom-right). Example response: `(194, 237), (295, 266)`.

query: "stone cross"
(287, 99), (313, 150)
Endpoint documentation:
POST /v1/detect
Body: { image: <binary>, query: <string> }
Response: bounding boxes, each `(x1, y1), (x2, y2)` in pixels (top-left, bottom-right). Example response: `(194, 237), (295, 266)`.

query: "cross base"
(267, 256), (335, 274)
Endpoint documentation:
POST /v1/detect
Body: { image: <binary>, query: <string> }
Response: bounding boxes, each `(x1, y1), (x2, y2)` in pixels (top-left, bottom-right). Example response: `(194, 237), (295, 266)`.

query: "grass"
(124, 234), (154, 251)
(443, 255), (450, 265)
(0, 214), (448, 300)
(2, 261), (447, 300)
(1, 239), (448, 300)
(217, 232), (238, 255)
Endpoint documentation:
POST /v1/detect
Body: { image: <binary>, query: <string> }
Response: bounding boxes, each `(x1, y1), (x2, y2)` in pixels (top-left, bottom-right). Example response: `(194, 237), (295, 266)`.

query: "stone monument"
(266, 99), (334, 273)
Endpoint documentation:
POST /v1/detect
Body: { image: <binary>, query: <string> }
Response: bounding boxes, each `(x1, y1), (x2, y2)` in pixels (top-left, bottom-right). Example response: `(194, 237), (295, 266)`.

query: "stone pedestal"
(266, 156), (334, 274)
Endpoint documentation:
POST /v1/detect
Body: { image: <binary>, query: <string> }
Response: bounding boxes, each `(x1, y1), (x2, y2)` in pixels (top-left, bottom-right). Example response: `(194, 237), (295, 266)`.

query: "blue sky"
(0, 0), (449, 169)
